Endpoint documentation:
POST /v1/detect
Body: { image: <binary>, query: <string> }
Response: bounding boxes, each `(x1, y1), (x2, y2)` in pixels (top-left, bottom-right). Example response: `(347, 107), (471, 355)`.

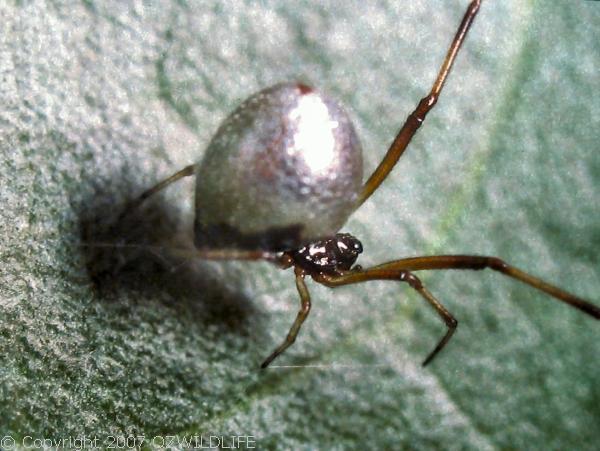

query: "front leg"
(261, 267), (312, 368)
(367, 256), (600, 319)
(314, 254), (598, 366)
(315, 268), (458, 366)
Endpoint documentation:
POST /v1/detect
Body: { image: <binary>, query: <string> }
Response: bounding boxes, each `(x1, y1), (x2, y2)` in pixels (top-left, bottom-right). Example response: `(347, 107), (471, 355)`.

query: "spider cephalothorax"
(290, 233), (363, 276)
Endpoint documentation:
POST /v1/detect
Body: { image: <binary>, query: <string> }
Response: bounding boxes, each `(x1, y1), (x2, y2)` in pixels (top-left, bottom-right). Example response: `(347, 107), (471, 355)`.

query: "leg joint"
(447, 316), (458, 329)
(403, 272), (423, 290)
(486, 256), (508, 271)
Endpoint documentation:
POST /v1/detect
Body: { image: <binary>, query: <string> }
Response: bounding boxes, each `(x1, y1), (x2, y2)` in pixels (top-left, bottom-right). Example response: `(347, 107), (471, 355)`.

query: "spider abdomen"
(194, 83), (363, 251)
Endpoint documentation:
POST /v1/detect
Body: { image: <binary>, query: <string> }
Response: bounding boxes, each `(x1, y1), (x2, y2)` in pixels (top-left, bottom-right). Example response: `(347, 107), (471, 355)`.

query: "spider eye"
(335, 233), (362, 255)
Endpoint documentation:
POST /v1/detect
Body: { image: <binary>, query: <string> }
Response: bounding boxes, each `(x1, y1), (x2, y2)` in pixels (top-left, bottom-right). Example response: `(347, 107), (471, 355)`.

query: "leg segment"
(316, 268), (457, 366)
(194, 248), (281, 263)
(261, 267), (312, 368)
(368, 256), (600, 319)
(358, 0), (482, 206)
(120, 164), (196, 219)
(115, 163), (288, 264)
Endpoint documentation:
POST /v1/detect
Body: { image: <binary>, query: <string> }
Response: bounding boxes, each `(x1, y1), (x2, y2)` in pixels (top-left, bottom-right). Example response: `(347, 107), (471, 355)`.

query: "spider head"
(290, 233), (363, 274)
(334, 233), (363, 270)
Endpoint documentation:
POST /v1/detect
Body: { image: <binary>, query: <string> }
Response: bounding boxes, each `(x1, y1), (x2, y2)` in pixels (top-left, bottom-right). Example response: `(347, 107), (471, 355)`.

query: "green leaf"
(1, 0), (598, 448)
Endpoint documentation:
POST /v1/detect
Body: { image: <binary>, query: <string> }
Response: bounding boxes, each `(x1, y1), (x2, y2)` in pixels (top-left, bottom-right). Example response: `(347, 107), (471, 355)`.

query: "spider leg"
(315, 268), (457, 366)
(119, 164), (196, 220)
(192, 248), (283, 263)
(367, 256), (600, 319)
(358, 0), (482, 207)
(110, 161), (290, 264)
(261, 267), (312, 368)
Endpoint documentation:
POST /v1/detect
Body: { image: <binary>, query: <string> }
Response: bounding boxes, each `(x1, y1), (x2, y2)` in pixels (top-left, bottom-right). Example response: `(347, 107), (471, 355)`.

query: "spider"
(124, 0), (599, 369)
